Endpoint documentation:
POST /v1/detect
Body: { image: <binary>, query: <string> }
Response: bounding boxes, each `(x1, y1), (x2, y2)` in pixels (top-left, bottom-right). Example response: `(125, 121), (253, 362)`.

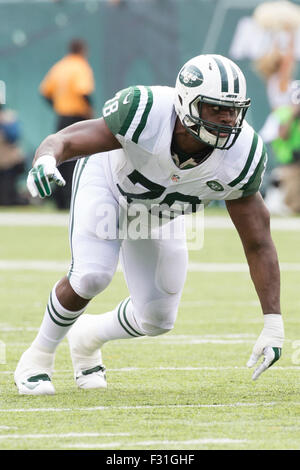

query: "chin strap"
(199, 125), (227, 148)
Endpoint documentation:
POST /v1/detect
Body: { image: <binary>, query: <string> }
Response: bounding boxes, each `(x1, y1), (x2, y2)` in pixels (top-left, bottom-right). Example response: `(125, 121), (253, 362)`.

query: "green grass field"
(0, 208), (300, 450)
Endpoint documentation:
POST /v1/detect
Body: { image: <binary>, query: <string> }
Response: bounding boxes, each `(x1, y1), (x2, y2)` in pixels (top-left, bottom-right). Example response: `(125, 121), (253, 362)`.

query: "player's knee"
(70, 270), (113, 299)
(139, 298), (178, 336)
(156, 247), (187, 294)
(80, 272), (112, 298)
(141, 322), (173, 337)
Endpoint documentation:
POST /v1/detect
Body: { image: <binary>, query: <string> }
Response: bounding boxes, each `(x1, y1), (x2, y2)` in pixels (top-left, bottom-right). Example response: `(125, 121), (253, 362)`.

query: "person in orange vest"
(40, 38), (95, 209)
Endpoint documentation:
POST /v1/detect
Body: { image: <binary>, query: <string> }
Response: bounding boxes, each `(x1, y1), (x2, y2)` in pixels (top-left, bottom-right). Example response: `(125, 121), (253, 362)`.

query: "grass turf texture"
(0, 208), (300, 450)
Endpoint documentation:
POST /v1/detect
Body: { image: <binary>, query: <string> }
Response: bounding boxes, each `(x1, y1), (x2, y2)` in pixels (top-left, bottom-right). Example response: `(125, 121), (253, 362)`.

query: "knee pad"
(141, 322), (171, 337)
(138, 298), (178, 336)
(155, 247), (188, 294)
(70, 266), (113, 300)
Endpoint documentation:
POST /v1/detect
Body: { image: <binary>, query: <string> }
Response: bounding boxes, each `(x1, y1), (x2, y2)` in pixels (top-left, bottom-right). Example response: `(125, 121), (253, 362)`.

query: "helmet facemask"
(182, 95), (251, 150)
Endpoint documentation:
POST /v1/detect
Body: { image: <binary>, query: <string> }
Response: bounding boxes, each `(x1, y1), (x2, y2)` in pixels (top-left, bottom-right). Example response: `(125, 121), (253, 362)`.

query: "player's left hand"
(247, 314), (284, 381)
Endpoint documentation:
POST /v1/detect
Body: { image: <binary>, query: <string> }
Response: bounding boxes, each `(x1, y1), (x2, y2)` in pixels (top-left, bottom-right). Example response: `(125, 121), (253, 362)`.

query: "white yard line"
(181, 300), (260, 306)
(66, 441), (120, 449)
(2, 365), (300, 376)
(65, 438), (247, 449)
(0, 426), (18, 430)
(188, 262), (300, 272)
(0, 331), (258, 346)
(150, 339), (254, 344)
(3, 339), (255, 345)
(1, 212), (300, 231)
(0, 260), (70, 271)
(0, 432), (130, 440)
(0, 326), (39, 332)
(1, 260), (300, 272)
(203, 216), (300, 231)
(0, 402), (299, 413)
(0, 213), (69, 226)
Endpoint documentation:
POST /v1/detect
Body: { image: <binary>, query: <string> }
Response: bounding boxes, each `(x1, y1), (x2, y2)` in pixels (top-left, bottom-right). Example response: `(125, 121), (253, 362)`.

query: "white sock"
(32, 283), (86, 354)
(76, 297), (144, 354)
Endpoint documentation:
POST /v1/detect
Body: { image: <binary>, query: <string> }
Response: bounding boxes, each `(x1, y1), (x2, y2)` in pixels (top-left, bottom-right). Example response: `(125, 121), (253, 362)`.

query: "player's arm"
(226, 193), (284, 380)
(34, 118), (121, 165)
(28, 118), (121, 198)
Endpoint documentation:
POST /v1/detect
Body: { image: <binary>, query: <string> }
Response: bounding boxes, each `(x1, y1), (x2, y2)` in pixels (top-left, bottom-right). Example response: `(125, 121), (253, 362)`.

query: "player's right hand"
(27, 155), (66, 198)
(247, 314), (284, 381)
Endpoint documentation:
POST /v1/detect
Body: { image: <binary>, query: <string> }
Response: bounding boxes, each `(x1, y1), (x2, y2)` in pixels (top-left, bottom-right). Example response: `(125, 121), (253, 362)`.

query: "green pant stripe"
(67, 160), (81, 279)
(68, 157), (89, 280)
(229, 132), (259, 187)
(117, 300), (139, 337)
(122, 298), (144, 337)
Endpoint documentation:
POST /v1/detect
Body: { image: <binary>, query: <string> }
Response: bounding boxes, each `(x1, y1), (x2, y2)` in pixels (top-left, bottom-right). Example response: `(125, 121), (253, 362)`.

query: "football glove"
(247, 314), (284, 381)
(27, 155), (66, 198)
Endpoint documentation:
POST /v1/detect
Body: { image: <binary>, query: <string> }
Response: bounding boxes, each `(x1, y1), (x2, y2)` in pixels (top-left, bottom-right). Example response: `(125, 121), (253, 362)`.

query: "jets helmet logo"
(179, 65), (203, 88)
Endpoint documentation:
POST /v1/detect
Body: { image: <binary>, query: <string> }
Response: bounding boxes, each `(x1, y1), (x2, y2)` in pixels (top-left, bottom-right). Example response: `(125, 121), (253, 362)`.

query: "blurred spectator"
(262, 104), (300, 214)
(0, 104), (27, 206)
(40, 38), (95, 210)
(255, 31), (295, 110)
(256, 31), (300, 214)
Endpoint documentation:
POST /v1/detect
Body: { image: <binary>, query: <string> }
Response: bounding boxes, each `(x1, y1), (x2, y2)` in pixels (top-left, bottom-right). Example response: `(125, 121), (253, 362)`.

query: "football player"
(15, 54), (284, 395)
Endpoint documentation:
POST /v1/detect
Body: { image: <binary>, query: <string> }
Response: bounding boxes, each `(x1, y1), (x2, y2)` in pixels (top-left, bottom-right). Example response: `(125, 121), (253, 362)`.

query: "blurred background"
(1, 0), (300, 214)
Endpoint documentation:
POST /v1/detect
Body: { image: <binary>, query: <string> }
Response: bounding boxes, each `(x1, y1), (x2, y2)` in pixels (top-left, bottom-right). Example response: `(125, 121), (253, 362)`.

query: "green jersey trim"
(241, 145), (267, 197)
(228, 132), (259, 187)
(102, 87), (140, 137)
(132, 86), (154, 143)
(119, 87), (141, 136)
(103, 86), (154, 144)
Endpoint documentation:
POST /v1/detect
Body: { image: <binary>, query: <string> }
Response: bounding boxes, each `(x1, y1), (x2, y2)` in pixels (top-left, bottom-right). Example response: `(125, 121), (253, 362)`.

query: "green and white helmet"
(174, 54), (251, 149)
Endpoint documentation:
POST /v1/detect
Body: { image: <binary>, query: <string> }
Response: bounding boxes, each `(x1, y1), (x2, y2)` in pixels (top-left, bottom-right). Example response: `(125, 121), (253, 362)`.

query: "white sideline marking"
(66, 438), (247, 449)
(0, 426), (18, 430)
(0, 212), (299, 231)
(204, 216), (300, 231)
(0, 402), (298, 413)
(0, 432), (130, 440)
(188, 262), (300, 272)
(0, 213), (69, 226)
(0, 332), (258, 346)
(1, 259), (300, 272)
(2, 365), (300, 376)
(0, 326), (39, 332)
(153, 338), (253, 344)
(181, 300), (260, 306)
(108, 365), (300, 372)
(4, 338), (254, 345)
(0, 260), (69, 271)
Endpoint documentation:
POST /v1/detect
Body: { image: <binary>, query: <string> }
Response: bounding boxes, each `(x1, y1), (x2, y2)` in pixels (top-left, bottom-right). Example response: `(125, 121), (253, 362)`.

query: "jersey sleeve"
(240, 142), (268, 197)
(102, 86), (154, 145)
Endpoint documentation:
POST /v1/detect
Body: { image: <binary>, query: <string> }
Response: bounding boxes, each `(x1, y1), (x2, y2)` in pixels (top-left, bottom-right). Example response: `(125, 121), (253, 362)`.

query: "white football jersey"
(102, 85), (266, 217)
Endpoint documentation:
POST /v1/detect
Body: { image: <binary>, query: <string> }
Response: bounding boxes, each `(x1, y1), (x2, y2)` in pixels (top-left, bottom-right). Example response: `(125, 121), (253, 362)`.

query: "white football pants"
(67, 154), (188, 335)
